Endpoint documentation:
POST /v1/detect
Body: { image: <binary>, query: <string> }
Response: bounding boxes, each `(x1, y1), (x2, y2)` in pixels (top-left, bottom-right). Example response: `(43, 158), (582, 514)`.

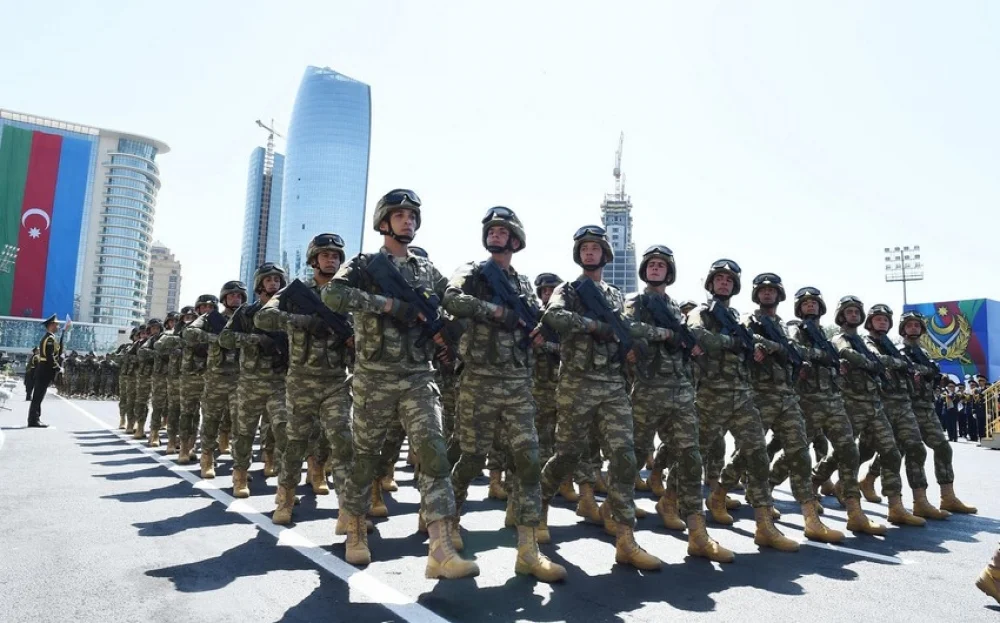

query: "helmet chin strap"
(760, 301), (778, 310)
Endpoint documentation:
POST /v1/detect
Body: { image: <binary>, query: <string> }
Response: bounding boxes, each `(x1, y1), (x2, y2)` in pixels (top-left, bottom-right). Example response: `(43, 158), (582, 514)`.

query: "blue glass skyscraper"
(280, 66), (371, 278)
(239, 146), (284, 295)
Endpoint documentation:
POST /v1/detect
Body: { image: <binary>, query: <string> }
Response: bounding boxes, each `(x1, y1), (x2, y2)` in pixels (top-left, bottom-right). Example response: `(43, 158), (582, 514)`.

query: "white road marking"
(59, 396), (451, 623)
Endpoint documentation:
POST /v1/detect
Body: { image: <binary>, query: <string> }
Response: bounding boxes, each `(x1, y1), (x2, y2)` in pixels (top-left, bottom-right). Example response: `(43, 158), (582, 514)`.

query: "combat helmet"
(864, 303), (894, 332)
(834, 295), (865, 327)
(793, 287), (827, 319)
(534, 272), (563, 298)
(372, 189), (421, 242)
(639, 245), (676, 286)
(254, 262), (287, 294)
(220, 281), (248, 307)
(572, 225), (613, 269)
(481, 206), (526, 253)
(899, 310), (926, 337)
(751, 273), (786, 305)
(704, 259), (742, 297)
(306, 233), (346, 266)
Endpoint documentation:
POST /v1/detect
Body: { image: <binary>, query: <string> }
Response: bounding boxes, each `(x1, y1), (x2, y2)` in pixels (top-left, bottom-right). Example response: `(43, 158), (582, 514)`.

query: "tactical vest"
(628, 293), (690, 385)
(694, 306), (748, 385)
(555, 281), (627, 380)
(833, 333), (879, 396)
(456, 263), (533, 371)
(793, 326), (840, 395)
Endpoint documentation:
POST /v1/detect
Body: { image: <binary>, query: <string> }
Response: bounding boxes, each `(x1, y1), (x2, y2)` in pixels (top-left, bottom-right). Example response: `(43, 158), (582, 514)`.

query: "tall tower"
(600, 132), (637, 293)
(239, 119), (285, 298)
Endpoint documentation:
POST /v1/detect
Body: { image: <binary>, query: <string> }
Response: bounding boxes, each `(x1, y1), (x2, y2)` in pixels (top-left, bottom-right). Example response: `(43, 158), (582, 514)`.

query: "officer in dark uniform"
(28, 315), (60, 428)
(24, 347), (39, 401)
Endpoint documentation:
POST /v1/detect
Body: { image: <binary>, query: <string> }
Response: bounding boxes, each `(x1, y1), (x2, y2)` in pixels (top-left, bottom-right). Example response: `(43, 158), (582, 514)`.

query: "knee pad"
(882, 448), (902, 471)
(513, 446), (541, 485)
(610, 449), (638, 485)
(907, 442), (927, 465)
(417, 437), (452, 480)
(351, 452), (381, 483)
(455, 453), (488, 481)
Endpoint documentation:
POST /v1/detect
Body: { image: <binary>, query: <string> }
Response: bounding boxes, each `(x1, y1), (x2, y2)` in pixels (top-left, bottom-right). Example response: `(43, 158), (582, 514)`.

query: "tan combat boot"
(504, 499), (517, 528)
(687, 514), (735, 563)
(262, 450), (276, 478)
(859, 473), (882, 503)
(537, 503), (551, 544)
(976, 565), (1000, 605)
(648, 470), (666, 497)
(335, 508), (374, 535)
(599, 500), (617, 537)
(575, 483), (603, 524)
(887, 495), (926, 527)
(912, 487), (950, 520)
(844, 497), (887, 535)
(753, 506), (799, 552)
(125, 418), (136, 435)
(148, 428), (160, 448)
(272, 486), (295, 525)
(177, 438), (191, 465)
(133, 422), (146, 440)
(706, 485), (734, 525)
(344, 512), (371, 566)
(307, 457), (330, 495)
(655, 490), (687, 531)
(940, 483), (977, 514)
(595, 472), (609, 495)
(725, 494), (742, 511)
(416, 508), (428, 535)
(218, 431), (230, 455)
(450, 516), (464, 551)
(370, 479), (389, 517)
(819, 479), (836, 496)
(425, 520), (480, 579)
(165, 432), (177, 455)
(488, 470), (508, 500)
(118, 415), (126, 430)
(515, 526), (567, 583)
(635, 473), (650, 492)
(407, 448), (418, 466)
(558, 480), (580, 502)
(615, 523), (662, 570)
(380, 474), (399, 493)
(200, 452), (216, 479)
(232, 468), (250, 499)
(802, 500), (844, 543)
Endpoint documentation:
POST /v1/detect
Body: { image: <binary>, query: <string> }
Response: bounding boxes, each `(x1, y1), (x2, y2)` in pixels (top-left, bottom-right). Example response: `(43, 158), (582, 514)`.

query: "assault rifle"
(206, 309), (227, 334)
(844, 333), (891, 384)
(876, 334), (916, 378)
(574, 278), (642, 362)
(231, 302), (289, 360)
(802, 319), (840, 366)
(709, 300), (755, 354)
(753, 314), (803, 375)
(479, 260), (557, 347)
(365, 253), (447, 350)
(643, 294), (697, 361)
(279, 279), (353, 342)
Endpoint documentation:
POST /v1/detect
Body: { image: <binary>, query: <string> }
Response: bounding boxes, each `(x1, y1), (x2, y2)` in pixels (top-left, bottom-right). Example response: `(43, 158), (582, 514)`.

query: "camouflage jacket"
(792, 321), (841, 395)
(443, 260), (538, 378)
(257, 278), (349, 378)
(541, 275), (661, 383)
(141, 333), (169, 376)
(184, 309), (239, 376)
(745, 310), (802, 393)
(171, 325), (207, 376)
(323, 248), (446, 375)
(831, 331), (880, 397)
(222, 300), (289, 376)
(865, 333), (912, 398)
(124, 342), (143, 376)
(155, 328), (185, 376)
(687, 301), (750, 388)
(902, 338), (938, 403)
(624, 289), (693, 388)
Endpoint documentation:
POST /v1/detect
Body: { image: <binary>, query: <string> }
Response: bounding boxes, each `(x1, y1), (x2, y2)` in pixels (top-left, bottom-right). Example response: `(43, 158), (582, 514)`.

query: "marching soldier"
(124, 327), (148, 434)
(133, 323), (157, 439)
(27, 315), (59, 428)
(114, 338), (133, 429)
(144, 318), (170, 447)
(176, 299), (214, 464)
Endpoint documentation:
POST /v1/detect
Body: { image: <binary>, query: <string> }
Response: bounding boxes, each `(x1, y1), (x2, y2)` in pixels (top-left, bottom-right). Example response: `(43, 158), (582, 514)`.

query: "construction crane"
(252, 119), (284, 275)
(255, 119), (284, 177)
(613, 131), (625, 200)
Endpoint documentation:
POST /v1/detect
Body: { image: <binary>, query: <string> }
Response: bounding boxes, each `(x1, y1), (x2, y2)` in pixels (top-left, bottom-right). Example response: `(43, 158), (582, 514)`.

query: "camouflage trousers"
(865, 401), (954, 485)
(178, 374), (204, 442)
(776, 392), (860, 500)
(452, 373), (542, 526)
(768, 429), (830, 465)
(149, 377), (168, 430)
(200, 372), (238, 455)
(343, 370), (455, 524)
(104, 373), (117, 398)
(821, 392), (902, 498)
(379, 419), (408, 480)
(695, 385), (773, 507)
(722, 388), (814, 504)
(74, 372), (89, 396)
(119, 375), (133, 424)
(165, 376), (181, 438)
(858, 395), (928, 490)
(541, 375), (637, 525)
(134, 375), (152, 429)
(280, 373), (351, 492)
(441, 369), (463, 466)
(234, 372), (286, 472)
(634, 382), (703, 518)
(533, 381), (559, 464)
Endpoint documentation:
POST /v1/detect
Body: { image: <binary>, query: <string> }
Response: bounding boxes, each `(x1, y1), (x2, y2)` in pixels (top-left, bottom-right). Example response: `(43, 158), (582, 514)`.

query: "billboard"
(903, 298), (1000, 383)
(0, 125), (94, 319)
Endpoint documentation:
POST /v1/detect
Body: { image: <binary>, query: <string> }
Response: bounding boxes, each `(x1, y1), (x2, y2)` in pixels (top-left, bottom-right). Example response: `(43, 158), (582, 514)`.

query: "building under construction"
(239, 120), (285, 299)
(600, 133), (638, 294)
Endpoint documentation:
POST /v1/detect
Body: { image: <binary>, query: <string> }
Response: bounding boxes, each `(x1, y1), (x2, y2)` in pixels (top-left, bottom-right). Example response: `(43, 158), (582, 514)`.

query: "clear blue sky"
(1, 1), (997, 317)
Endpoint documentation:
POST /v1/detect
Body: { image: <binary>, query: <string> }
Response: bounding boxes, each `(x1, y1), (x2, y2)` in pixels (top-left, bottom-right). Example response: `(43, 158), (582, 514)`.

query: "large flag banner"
(903, 298), (1000, 383)
(0, 125), (94, 319)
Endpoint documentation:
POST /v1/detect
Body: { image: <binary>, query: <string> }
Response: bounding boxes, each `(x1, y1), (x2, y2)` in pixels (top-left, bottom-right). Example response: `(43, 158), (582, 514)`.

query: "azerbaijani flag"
(0, 125), (93, 319)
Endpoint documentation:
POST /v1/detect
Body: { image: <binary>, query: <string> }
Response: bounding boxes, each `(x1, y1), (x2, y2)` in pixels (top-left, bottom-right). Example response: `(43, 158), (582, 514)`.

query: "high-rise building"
(145, 242), (181, 319)
(0, 109), (168, 327)
(601, 133), (637, 294)
(280, 66), (371, 278)
(239, 144), (284, 295)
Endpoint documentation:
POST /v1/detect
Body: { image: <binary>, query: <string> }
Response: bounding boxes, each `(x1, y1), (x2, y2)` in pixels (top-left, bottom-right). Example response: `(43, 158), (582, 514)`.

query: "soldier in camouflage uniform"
(124, 328), (147, 434)
(858, 305), (948, 521)
(62, 351), (77, 397)
(719, 274), (843, 543)
(258, 235), (357, 526)
(626, 245), (734, 562)
(896, 312), (976, 514)
(156, 310), (187, 454)
(538, 225), (666, 570)
(132, 325), (155, 439)
(185, 282), (245, 479)
(222, 262), (289, 500)
(444, 206), (566, 582)
(687, 259), (798, 551)
(770, 287), (884, 534)
(175, 299), (213, 464)
(818, 297), (923, 527)
(75, 353), (93, 397)
(113, 340), (132, 427)
(323, 189), (478, 578)
(139, 318), (167, 448)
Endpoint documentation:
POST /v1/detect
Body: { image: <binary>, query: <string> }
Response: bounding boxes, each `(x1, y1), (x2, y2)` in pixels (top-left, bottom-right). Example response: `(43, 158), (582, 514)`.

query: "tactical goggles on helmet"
(534, 272), (562, 287)
(711, 259), (741, 275)
(257, 262), (284, 273)
(839, 295), (863, 307)
(753, 273), (782, 287)
(573, 225), (606, 240)
(311, 233), (344, 248)
(378, 189), (422, 209)
(795, 286), (822, 298)
(643, 244), (674, 258)
(482, 206), (516, 223)
(869, 303), (893, 316)
(223, 280), (246, 291)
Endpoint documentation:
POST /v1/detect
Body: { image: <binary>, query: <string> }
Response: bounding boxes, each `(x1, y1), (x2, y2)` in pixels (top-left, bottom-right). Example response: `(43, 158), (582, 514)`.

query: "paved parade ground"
(2, 393), (999, 623)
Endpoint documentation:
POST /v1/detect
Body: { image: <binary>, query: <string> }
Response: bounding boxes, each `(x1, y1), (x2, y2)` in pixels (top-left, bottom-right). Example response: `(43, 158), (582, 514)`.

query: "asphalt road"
(2, 389), (999, 623)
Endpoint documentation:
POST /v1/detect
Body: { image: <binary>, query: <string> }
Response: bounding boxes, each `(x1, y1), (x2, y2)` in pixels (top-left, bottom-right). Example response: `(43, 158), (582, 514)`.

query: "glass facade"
(239, 147), (284, 295)
(0, 315), (122, 355)
(601, 198), (638, 294)
(280, 66), (371, 279)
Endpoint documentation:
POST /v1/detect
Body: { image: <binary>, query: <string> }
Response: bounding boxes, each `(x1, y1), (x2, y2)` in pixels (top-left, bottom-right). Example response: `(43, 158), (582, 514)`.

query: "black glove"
(390, 299), (421, 324)
(257, 334), (275, 352)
